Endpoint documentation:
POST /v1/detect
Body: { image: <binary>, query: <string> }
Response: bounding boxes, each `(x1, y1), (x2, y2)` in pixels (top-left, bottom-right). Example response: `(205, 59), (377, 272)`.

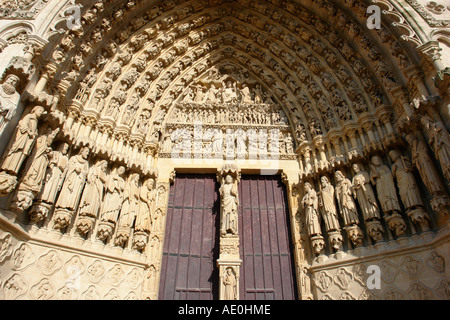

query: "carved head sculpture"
(117, 166), (126, 176)
(80, 147), (90, 159)
(60, 142), (70, 155)
(304, 182), (312, 193)
(146, 178), (154, 190)
(405, 134), (415, 146)
(97, 159), (108, 171)
(388, 150), (400, 162)
(3, 74), (20, 92)
(371, 155), (382, 167)
(32, 105), (47, 118)
(334, 170), (344, 183)
(352, 163), (361, 173)
(320, 176), (329, 187)
(225, 174), (233, 184)
(130, 173), (139, 183)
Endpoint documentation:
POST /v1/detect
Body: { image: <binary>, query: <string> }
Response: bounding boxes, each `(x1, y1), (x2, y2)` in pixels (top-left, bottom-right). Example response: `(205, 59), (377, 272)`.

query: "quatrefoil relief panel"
(426, 1), (447, 14)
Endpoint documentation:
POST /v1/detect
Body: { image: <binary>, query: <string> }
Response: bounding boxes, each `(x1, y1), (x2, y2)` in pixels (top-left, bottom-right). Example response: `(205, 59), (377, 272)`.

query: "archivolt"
(34, 0), (432, 173)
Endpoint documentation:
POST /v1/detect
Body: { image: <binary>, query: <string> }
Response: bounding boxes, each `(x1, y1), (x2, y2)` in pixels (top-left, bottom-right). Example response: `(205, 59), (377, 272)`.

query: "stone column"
(216, 164), (242, 300)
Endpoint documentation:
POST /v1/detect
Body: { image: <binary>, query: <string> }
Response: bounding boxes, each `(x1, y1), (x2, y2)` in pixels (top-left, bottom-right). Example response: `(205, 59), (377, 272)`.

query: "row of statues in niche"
(45, 147), (161, 250)
(170, 103), (289, 126)
(0, 109), (161, 250)
(181, 81), (269, 105)
(301, 151), (433, 256)
(161, 127), (295, 156)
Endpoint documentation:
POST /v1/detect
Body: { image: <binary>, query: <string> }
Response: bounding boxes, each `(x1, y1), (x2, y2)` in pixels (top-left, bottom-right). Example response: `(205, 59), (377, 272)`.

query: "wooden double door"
(158, 174), (297, 300)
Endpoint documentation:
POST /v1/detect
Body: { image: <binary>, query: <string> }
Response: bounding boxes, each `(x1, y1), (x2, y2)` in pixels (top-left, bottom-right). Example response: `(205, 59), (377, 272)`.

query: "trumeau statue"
(0, 74), (21, 136)
(369, 155), (401, 214)
(334, 170), (359, 226)
(318, 176), (340, 232)
(351, 163), (380, 221)
(0, 106), (47, 176)
(223, 267), (237, 300)
(219, 174), (239, 236)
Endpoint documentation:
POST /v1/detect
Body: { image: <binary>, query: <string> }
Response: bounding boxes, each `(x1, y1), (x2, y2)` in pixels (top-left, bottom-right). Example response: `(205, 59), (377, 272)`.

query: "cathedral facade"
(0, 0), (449, 300)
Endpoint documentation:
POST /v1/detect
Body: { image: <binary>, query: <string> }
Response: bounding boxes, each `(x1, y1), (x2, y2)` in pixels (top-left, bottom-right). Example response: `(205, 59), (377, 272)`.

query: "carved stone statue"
(406, 134), (449, 216)
(212, 129), (223, 156)
(219, 174), (239, 236)
(223, 267), (237, 300)
(370, 155), (406, 236)
(0, 106), (47, 176)
(389, 150), (430, 231)
(29, 142), (70, 223)
(99, 166), (126, 223)
(239, 83), (253, 104)
(12, 127), (59, 212)
(222, 80), (238, 103)
(334, 170), (359, 226)
(351, 163), (380, 221)
(406, 134), (446, 195)
(369, 155), (401, 214)
(352, 163), (384, 242)
(97, 166), (126, 241)
(75, 159), (108, 235)
(115, 173), (140, 246)
(204, 84), (220, 103)
(52, 147), (90, 229)
(301, 182), (321, 236)
(0, 74), (21, 136)
(421, 116), (450, 181)
(253, 84), (264, 104)
(388, 150), (421, 206)
(318, 176), (340, 232)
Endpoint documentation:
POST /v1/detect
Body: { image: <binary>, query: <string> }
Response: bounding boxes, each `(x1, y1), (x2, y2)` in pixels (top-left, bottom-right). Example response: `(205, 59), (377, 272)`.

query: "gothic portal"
(0, 0), (449, 300)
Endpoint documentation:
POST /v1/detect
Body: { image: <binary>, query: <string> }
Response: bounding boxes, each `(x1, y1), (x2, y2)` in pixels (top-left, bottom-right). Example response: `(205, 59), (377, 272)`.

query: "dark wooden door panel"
(159, 174), (220, 300)
(239, 175), (297, 300)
